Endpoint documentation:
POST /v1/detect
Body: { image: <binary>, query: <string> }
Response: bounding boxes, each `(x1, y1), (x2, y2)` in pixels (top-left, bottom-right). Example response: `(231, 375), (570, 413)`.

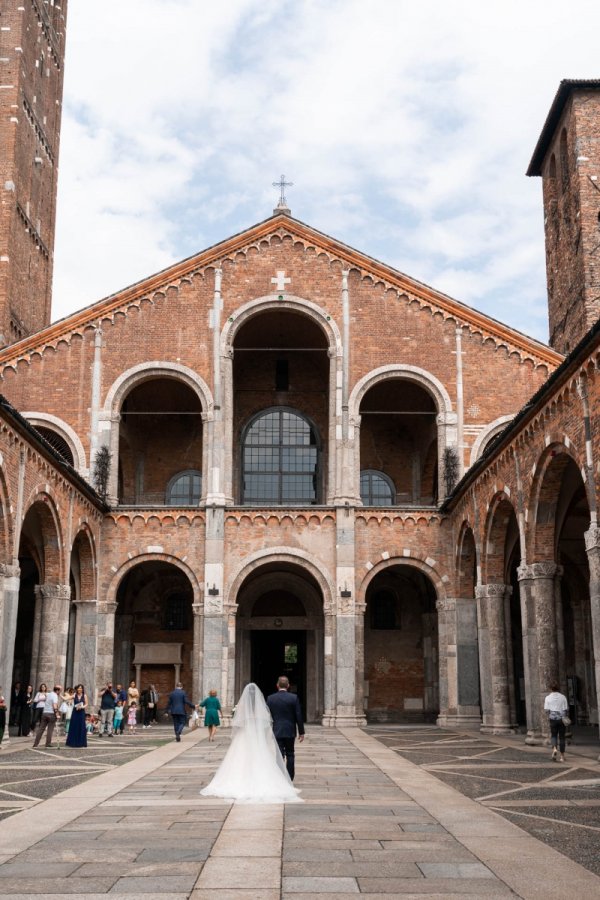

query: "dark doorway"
(251, 630), (306, 718)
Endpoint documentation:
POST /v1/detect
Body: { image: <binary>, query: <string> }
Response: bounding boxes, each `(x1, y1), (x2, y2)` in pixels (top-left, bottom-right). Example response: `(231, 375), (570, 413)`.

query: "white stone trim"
(22, 412), (88, 476)
(348, 364), (453, 420)
(469, 415), (514, 466)
(103, 361), (214, 416)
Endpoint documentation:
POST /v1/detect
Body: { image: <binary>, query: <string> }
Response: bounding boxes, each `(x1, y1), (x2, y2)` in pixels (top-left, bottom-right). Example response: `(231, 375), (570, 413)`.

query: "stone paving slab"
(1, 725), (600, 898)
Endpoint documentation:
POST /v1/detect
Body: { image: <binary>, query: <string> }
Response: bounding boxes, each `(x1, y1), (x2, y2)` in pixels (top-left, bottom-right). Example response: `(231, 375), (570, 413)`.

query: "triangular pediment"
(0, 213), (562, 368)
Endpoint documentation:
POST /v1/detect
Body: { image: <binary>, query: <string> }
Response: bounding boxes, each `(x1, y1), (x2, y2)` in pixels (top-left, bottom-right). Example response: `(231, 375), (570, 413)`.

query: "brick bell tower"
(528, 80), (600, 355)
(0, 0), (68, 347)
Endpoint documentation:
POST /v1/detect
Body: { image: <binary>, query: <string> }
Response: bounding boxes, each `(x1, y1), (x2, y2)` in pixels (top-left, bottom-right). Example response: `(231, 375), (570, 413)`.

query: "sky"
(52, 0), (600, 343)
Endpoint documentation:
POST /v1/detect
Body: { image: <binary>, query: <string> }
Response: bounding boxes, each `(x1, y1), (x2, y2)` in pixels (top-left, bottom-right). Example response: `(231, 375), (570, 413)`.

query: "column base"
(480, 723), (517, 735)
(322, 713), (367, 727)
(438, 713), (482, 727)
(524, 730), (546, 745)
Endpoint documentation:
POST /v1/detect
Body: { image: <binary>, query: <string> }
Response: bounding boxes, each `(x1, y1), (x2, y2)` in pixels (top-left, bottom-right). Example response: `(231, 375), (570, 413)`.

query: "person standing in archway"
(266, 676), (304, 781)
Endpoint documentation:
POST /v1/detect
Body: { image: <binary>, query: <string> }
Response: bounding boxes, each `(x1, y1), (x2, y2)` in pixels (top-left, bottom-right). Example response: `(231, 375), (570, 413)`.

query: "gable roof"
(0, 213), (562, 367)
(527, 79), (600, 176)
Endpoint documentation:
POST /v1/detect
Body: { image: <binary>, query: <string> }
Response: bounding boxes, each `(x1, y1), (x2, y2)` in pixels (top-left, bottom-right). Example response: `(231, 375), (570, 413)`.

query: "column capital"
(192, 602), (204, 616)
(517, 561), (560, 581)
(36, 582), (71, 600)
(0, 563), (20, 578)
(475, 583), (510, 599)
(436, 597), (456, 612)
(73, 598), (97, 607)
(97, 601), (118, 615)
(584, 525), (600, 552)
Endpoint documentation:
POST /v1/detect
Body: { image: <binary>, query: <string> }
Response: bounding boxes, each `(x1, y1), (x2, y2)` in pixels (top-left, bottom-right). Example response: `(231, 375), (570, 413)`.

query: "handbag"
(561, 715), (571, 726)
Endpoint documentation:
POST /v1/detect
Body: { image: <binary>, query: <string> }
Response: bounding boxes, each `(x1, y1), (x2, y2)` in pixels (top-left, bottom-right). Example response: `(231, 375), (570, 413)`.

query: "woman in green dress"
(200, 690), (221, 742)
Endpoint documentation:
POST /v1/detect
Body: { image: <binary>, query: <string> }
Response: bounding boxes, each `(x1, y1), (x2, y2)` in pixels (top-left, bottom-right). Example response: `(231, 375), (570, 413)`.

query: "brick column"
(476, 584), (513, 733)
(0, 564), (20, 743)
(517, 561), (561, 744)
(584, 526), (600, 755)
(437, 597), (481, 726)
(34, 583), (71, 688)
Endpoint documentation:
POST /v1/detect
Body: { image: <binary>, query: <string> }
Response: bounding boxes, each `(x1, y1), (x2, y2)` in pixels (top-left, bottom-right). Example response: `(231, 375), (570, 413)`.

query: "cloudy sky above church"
(53, 0), (599, 343)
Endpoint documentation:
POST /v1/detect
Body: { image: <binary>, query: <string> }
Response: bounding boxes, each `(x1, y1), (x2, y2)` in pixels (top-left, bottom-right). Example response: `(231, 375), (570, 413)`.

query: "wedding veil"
(232, 682), (272, 729)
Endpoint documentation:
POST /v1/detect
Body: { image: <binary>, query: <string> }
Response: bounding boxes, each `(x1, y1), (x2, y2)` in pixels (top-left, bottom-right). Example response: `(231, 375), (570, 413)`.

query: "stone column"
(0, 564), (20, 742)
(518, 561), (561, 743)
(202, 505), (228, 705)
(437, 597), (481, 726)
(476, 584), (513, 733)
(322, 611), (336, 725)
(72, 600), (98, 696)
(34, 583), (71, 688)
(192, 601), (204, 703)
(584, 526), (600, 750)
(354, 600), (367, 721)
(95, 601), (118, 696)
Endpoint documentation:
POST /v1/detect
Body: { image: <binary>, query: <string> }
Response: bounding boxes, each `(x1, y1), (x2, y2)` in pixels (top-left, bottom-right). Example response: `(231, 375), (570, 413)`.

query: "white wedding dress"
(200, 683), (302, 803)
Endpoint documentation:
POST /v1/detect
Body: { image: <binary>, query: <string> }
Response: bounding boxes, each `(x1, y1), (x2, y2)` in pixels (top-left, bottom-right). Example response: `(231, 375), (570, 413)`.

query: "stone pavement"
(0, 725), (599, 898)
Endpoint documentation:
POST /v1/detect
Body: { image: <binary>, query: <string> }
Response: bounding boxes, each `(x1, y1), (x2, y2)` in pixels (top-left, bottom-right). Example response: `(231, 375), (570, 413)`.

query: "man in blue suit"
(266, 676), (304, 781)
(166, 682), (195, 741)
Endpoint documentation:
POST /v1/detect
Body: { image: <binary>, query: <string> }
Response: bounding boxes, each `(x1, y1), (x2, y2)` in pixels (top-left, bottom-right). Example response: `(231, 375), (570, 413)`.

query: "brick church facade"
(0, 3), (599, 744)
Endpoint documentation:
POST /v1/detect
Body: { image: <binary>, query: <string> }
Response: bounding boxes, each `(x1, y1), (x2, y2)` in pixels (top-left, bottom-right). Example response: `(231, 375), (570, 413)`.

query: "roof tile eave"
(0, 214), (562, 368)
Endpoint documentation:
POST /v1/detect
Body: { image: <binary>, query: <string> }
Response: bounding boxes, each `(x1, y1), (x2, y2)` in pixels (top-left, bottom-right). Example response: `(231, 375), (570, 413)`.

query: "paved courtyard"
(0, 724), (598, 898)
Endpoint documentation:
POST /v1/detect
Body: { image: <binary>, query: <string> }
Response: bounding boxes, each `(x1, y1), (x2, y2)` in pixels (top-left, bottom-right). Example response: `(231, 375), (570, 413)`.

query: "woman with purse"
(544, 682), (569, 762)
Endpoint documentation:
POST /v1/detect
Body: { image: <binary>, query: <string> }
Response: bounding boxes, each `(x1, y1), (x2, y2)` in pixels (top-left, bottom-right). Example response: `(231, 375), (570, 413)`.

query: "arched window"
(166, 470), (202, 506)
(360, 470), (395, 506)
(242, 407), (320, 505)
(34, 426), (75, 466)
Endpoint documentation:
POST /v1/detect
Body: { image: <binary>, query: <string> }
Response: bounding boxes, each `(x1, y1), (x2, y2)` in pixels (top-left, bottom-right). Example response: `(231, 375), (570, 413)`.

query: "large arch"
(469, 415), (514, 466)
(23, 412), (87, 474)
(112, 555), (199, 704)
(358, 558), (440, 722)
(349, 364), (453, 420)
(221, 295), (342, 505)
(104, 365), (211, 507)
(107, 552), (202, 606)
(527, 442), (588, 563)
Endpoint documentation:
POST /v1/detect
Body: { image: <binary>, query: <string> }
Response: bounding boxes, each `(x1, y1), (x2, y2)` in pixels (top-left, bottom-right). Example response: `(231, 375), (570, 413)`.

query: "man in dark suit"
(166, 682), (195, 741)
(267, 676), (304, 781)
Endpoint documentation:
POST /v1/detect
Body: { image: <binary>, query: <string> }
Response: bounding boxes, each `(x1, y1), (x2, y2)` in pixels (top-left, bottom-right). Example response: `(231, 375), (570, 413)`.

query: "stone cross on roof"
(272, 174), (293, 215)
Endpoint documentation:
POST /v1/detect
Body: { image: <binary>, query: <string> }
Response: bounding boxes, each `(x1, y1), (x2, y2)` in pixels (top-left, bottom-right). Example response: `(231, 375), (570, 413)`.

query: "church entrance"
(235, 563), (324, 723)
(251, 630), (307, 712)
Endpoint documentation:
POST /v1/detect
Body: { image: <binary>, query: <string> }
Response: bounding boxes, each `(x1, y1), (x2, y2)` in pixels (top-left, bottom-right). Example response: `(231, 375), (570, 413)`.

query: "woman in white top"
(544, 682), (569, 762)
(200, 683), (302, 803)
(31, 683), (47, 729)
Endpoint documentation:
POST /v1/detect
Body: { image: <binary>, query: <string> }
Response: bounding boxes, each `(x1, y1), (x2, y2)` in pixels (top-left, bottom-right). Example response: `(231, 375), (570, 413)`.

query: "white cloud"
(53, 0), (600, 342)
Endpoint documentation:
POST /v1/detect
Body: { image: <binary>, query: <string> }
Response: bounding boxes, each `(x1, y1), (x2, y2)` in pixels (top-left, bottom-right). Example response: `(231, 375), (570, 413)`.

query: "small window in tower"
(275, 359), (289, 392)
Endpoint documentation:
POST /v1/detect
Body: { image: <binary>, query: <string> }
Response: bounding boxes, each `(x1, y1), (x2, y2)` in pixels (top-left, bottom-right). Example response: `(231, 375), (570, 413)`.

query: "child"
(127, 701), (137, 734)
(85, 714), (94, 734)
(113, 700), (124, 735)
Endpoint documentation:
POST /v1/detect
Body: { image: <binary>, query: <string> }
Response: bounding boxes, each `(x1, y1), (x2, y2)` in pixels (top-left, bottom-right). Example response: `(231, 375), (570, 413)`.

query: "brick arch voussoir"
(527, 440), (588, 563)
(349, 364), (453, 421)
(103, 362), (214, 418)
(0, 463), (13, 561)
(71, 524), (97, 601)
(482, 490), (517, 584)
(221, 295), (342, 358)
(357, 555), (446, 607)
(106, 552), (201, 606)
(227, 547), (335, 615)
(20, 487), (65, 583)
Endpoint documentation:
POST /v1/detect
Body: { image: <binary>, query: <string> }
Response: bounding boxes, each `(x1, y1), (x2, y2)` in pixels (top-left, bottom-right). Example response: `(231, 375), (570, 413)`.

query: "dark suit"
(167, 688), (195, 740)
(267, 689), (304, 781)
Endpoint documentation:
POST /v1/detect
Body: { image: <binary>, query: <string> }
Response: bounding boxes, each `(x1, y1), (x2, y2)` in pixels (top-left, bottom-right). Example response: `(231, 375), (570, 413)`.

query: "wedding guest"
(113, 700), (124, 735)
(9, 682), (22, 728)
(544, 681), (569, 763)
(31, 683), (47, 730)
(66, 684), (88, 748)
(127, 701), (138, 734)
(200, 689), (222, 742)
(0, 691), (6, 745)
(98, 682), (117, 737)
(127, 680), (140, 707)
(18, 685), (33, 736)
(148, 684), (159, 725)
(60, 687), (74, 735)
(32, 684), (61, 749)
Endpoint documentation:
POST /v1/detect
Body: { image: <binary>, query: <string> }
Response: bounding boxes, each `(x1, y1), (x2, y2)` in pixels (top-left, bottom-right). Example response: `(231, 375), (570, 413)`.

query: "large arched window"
(166, 470), (202, 506)
(242, 407), (320, 505)
(360, 470), (395, 506)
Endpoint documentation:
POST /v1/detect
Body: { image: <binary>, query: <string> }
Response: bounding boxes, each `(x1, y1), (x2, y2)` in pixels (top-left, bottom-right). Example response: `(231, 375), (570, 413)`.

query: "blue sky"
(53, 0), (600, 343)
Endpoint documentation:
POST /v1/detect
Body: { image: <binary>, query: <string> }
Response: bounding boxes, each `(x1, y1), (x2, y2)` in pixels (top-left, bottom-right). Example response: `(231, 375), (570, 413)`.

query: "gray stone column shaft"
(518, 561), (560, 743)
(0, 565), (21, 733)
(475, 584), (512, 732)
(72, 600), (98, 696)
(322, 612), (336, 724)
(94, 601), (118, 697)
(584, 526), (600, 737)
(439, 597), (481, 725)
(192, 602), (204, 703)
(35, 583), (71, 688)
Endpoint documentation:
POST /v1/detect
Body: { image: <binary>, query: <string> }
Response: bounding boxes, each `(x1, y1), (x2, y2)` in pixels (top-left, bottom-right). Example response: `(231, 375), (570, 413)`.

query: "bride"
(200, 683), (302, 803)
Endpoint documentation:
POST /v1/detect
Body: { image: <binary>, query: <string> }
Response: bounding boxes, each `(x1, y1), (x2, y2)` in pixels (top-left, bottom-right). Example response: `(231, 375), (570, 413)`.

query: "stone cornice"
(0, 216), (561, 369)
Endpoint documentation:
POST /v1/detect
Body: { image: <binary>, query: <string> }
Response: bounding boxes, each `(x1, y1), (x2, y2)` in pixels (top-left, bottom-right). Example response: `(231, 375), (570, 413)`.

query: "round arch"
(70, 525), (97, 601)
(0, 462), (13, 560)
(227, 546), (335, 614)
(456, 520), (478, 597)
(349, 364), (453, 421)
(357, 555), (445, 605)
(20, 487), (65, 583)
(106, 552), (202, 606)
(23, 413), (87, 474)
(469, 415), (514, 466)
(103, 362), (214, 417)
(482, 490), (519, 583)
(221, 294), (342, 358)
(527, 441), (590, 563)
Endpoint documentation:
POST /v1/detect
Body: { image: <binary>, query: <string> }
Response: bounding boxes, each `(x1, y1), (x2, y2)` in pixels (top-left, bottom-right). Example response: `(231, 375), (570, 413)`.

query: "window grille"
(166, 470), (202, 506)
(360, 470), (395, 506)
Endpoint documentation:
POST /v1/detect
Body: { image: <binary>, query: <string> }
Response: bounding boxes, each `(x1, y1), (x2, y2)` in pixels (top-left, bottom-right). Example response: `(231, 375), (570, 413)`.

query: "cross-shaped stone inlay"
(271, 270), (291, 291)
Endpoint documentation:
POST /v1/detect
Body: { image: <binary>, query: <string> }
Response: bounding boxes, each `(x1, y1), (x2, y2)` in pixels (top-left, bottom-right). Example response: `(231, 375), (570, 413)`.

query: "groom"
(267, 676), (304, 781)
